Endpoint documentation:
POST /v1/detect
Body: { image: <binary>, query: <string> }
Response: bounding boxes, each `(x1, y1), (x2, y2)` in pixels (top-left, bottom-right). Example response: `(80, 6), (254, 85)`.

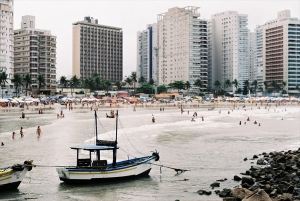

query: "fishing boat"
(0, 160), (33, 191)
(56, 110), (159, 183)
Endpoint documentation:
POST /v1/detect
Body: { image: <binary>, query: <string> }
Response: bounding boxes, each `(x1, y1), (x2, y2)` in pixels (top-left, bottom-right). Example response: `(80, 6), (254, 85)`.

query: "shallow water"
(0, 103), (300, 201)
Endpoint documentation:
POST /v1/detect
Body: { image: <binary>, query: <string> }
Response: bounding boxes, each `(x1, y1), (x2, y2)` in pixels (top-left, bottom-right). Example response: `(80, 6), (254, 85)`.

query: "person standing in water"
(36, 126), (42, 137)
(12, 132), (16, 139)
(20, 127), (24, 137)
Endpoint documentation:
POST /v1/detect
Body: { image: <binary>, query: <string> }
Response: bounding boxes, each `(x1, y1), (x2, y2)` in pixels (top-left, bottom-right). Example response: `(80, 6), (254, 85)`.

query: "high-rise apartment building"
(255, 26), (264, 91)
(209, 11), (249, 91)
(14, 15), (57, 95)
(248, 31), (257, 83)
(72, 16), (123, 81)
(136, 23), (158, 84)
(157, 7), (208, 93)
(0, 0), (13, 97)
(259, 10), (300, 95)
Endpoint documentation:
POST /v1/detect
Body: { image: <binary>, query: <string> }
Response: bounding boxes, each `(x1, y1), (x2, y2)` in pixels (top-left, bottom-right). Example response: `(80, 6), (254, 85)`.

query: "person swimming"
(254, 120), (257, 124)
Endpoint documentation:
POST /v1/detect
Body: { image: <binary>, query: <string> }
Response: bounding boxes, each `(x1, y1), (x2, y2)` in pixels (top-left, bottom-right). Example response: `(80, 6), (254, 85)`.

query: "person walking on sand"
(152, 116), (155, 123)
(36, 126), (42, 137)
(20, 127), (24, 137)
(1, 142), (4, 146)
(12, 132), (16, 139)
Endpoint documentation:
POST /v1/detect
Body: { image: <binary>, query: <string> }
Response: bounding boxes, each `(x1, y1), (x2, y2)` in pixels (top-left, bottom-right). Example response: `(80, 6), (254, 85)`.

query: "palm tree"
(271, 80), (278, 93)
(194, 79), (203, 94)
(24, 74), (32, 96)
(0, 72), (9, 98)
(138, 76), (146, 85)
(103, 80), (112, 94)
(214, 80), (221, 96)
(115, 80), (122, 90)
(70, 75), (81, 96)
(37, 75), (46, 94)
(59, 76), (68, 95)
(251, 80), (258, 96)
(232, 79), (239, 94)
(282, 81), (287, 92)
(224, 79), (232, 91)
(130, 72), (137, 95)
(11, 74), (23, 97)
(125, 77), (132, 95)
(148, 78), (155, 86)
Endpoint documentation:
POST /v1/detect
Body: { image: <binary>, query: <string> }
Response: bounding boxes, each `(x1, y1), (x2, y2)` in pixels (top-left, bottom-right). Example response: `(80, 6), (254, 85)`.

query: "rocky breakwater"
(197, 148), (300, 201)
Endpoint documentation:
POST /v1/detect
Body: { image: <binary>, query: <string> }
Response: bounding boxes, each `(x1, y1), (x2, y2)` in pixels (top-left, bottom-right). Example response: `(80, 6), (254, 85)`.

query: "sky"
(14, 0), (300, 79)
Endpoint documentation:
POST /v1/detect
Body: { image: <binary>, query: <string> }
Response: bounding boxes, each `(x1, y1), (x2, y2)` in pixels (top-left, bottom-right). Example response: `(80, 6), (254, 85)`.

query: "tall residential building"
(0, 0), (13, 97)
(248, 31), (257, 83)
(136, 23), (158, 84)
(259, 10), (300, 95)
(157, 7), (208, 93)
(14, 15), (57, 95)
(72, 16), (123, 81)
(209, 11), (249, 91)
(255, 26), (264, 91)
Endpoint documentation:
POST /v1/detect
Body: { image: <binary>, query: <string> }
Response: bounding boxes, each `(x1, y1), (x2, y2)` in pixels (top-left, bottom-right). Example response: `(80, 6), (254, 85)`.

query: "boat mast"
(113, 110), (118, 166)
(94, 110), (100, 160)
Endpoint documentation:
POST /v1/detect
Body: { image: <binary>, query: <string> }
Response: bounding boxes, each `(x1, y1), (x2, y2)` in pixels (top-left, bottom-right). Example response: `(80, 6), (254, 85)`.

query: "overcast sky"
(14, 0), (300, 79)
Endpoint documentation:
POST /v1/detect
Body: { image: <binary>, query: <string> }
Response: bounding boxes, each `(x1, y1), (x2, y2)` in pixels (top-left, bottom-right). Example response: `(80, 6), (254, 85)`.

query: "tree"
(224, 79), (232, 91)
(185, 81), (191, 94)
(11, 74), (23, 97)
(83, 78), (94, 95)
(157, 85), (168, 94)
(59, 76), (68, 95)
(115, 80), (122, 90)
(263, 81), (269, 93)
(194, 79), (203, 94)
(103, 80), (112, 94)
(138, 76), (146, 85)
(0, 72), (9, 98)
(130, 72), (137, 95)
(296, 85), (300, 95)
(214, 80), (221, 96)
(37, 75), (46, 94)
(244, 80), (250, 94)
(137, 83), (153, 94)
(271, 80), (278, 93)
(168, 80), (185, 92)
(148, 78), (155, 86)
(232, 79), (239, 94)
(24, 74), (32, 96)
(125, 77), (132, 95)
(282, 81), (287, 92)
(251, 80), (258, 95)
(70, 75), (81, 96)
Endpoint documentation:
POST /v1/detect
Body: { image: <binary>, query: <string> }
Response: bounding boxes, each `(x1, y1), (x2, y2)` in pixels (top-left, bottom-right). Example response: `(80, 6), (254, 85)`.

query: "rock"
(197, 190), (205, 195)
(219, 189), (232, 197)
(234, 175), (242, 181)
(211, 182), (220, 187)
(265, 184), (272, 193)
(286, 185), (294, 194)
(281, 193), (293, 201)
(244, 158), (248, 161)
(253, 155), (259, 159)
(223, 197), (238, 201)
(205, 191), (212, 195)
(242, 189), (272, 201)
(217, 178), (228, 182)
(231, 187), (252, 200)
(197, 189), (212, 196)
(242, 177), (255, 186)
(257, 159), (265, 165)
(215, 190), (220, 194)
(270, 189), (277, 197)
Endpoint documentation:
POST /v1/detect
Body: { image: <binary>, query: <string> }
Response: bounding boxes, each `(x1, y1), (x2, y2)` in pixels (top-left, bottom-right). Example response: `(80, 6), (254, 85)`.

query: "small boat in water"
(0, 160), (33, 191)
(56, 110), (159, 183)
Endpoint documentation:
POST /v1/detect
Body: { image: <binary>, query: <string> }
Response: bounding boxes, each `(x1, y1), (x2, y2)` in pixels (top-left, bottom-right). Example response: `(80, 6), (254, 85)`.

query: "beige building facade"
(157, 7), (208, 93)
(72, 16), (123, 82)
(14, 15), (57, 95)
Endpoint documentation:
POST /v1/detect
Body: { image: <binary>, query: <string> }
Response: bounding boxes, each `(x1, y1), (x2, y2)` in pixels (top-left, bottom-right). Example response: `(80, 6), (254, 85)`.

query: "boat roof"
(70, 145), (119, 150)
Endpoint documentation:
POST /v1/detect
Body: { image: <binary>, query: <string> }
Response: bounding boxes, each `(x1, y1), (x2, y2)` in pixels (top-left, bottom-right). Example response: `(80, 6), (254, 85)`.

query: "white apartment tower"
(259, 10), (300, 95)
(14, 15), (57, 95)
(248, 31), (257, 83)
(136, 23), (158, 84)
(157, 7), (208, 92)
(0, 0), (13, 98)
(209, 11), (249, 91)
(255, 26), (264, 91)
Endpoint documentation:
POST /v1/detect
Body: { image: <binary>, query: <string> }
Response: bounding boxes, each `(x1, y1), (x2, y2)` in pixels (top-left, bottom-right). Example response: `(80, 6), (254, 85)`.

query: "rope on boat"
(150, 163), (190, 174)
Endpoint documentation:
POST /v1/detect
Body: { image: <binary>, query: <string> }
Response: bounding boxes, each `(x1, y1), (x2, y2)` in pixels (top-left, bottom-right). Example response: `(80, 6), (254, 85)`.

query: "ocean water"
(0, 103), (299, 201)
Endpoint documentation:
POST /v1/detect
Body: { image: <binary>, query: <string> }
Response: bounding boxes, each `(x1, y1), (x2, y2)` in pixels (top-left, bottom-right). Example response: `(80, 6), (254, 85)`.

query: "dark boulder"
(210, 182), (220, 188)
(242, 177), (255, 186)
(219, 189), (232, 197)
(234, 175), (242, 181)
